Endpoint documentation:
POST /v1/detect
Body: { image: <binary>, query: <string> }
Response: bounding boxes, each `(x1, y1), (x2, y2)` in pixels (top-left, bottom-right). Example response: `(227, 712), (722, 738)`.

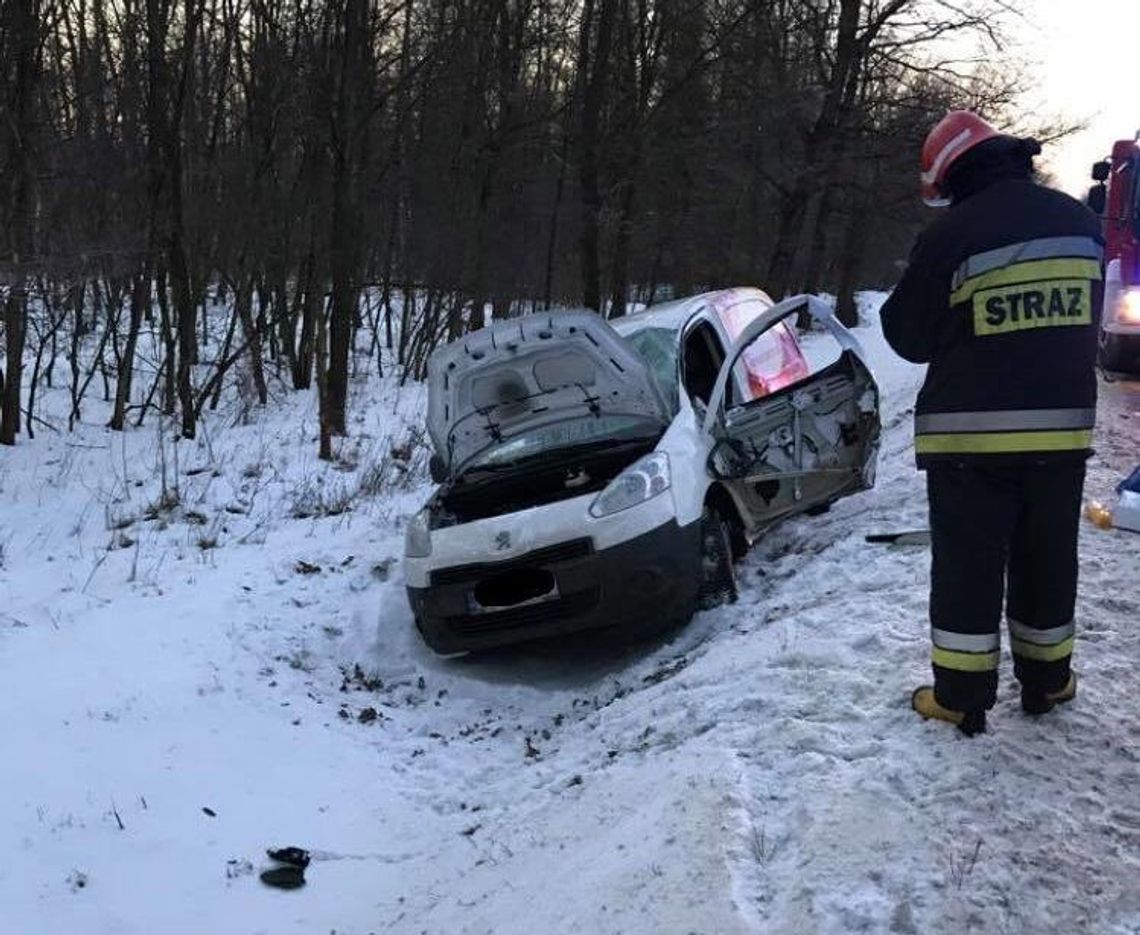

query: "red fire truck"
(1089, 139), (1140, 371)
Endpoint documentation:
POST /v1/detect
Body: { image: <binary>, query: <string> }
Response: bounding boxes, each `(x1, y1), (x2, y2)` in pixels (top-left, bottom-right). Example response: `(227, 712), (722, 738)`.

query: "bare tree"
(5, 0), (1049, 456)
(0, 0), (44, 445)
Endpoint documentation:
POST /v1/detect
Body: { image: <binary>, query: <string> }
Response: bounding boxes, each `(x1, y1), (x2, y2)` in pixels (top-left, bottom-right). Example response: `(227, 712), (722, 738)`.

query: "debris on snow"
(258, 866), (305, 890)
(225, 859), (254, 880)
(265, 847), (311, 869)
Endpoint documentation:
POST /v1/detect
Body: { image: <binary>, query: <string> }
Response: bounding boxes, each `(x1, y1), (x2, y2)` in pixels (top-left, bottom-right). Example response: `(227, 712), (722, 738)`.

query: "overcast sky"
(1016, 1), (1135, 195)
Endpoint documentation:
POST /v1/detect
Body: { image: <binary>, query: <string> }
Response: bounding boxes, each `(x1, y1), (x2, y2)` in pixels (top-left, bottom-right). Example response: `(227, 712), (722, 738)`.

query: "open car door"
(702, 295), (881, 535)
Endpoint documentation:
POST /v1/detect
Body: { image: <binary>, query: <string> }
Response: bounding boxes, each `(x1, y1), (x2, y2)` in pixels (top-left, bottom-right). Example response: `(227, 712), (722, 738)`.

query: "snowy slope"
(2, 295), (1139, 935)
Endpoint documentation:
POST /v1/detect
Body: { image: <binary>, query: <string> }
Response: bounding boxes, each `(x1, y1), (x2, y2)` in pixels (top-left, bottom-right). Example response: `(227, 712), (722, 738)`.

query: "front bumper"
(1101, 329), (1140, 371)
(1102, 322), (1140, 337)
(407, 518), (701, 653)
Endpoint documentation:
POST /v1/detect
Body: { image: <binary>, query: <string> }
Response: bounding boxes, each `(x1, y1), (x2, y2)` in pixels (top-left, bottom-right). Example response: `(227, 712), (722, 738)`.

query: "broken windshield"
(622, 327), (679, 411)
(464, 415), (663, 470)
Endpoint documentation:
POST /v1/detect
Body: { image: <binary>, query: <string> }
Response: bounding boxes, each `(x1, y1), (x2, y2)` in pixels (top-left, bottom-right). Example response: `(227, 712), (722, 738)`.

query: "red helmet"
(921, 111), (1002, 207)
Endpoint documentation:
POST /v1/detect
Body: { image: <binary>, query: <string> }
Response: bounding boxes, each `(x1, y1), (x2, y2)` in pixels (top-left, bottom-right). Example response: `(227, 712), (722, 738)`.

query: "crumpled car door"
(702, 295), (881, 534)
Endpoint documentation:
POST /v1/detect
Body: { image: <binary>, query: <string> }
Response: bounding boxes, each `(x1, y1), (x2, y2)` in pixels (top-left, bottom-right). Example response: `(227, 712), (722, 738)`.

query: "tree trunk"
(276, 277), (298, 377)
(236, 274), (268, 405)
(325, 0), (367, 437)
(169, 12), (199, 439)
(766, 0), (862, 298)
(607, 128), (644, 319)
(67, 285), (84, 429)
(576, 0), (616, 312)
(1, 288), (27, 445)
(543, 127), (570, 310)
(801, 183), (837, 295)
(110, 269), (148, 430)
(0, 0), (39, 445)
(208, 304), (239, 411)
(294, 246), (318, 390)
(170, 218), (197, 438)
(315, 301), (332, 461)
(764, 177), (811, 298)
(835, 177), (876, 328)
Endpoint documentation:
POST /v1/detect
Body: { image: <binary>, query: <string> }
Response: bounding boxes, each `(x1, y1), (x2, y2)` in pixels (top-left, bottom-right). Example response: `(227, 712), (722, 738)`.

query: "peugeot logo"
(494, 531), (512, 551)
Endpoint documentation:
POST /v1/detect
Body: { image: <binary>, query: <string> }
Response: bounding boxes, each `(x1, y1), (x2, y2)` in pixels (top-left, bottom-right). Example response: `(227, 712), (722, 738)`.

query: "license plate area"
(468, 567), (560, 615)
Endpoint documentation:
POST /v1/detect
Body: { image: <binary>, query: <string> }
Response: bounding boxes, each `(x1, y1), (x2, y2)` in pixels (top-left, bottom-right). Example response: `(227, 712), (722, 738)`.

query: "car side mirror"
(1092, 160), (1111, 182)
(1088, 183), (1107, 216)
(429, 453), (447, 483)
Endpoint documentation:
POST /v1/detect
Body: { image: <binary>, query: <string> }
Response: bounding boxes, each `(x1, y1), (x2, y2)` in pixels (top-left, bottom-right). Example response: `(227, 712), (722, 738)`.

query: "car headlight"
(1118, 289), (1140, 325)
(589, 452), (671, 518)
(405, 508), (433, 557)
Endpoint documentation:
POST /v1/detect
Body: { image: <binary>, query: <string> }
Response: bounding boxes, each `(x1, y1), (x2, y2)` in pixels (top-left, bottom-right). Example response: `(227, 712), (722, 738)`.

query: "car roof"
(612, 287), (775, 337)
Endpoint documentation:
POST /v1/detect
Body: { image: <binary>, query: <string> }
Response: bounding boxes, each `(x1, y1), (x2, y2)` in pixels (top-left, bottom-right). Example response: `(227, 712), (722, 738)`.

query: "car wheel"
(1099, 332), (1125, 372)
(698, 508), (737, 610)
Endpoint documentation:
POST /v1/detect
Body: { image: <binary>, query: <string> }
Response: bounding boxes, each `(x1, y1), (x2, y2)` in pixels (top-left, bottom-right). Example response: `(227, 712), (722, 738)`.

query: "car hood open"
(426, 311), (670, 475)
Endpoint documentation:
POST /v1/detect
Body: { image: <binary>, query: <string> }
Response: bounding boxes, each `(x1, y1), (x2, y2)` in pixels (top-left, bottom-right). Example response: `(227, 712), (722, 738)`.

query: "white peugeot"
(404, 288), (881, 653)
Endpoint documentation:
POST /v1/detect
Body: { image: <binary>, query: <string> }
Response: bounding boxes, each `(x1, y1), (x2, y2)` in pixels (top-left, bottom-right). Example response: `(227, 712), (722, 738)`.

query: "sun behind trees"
(0, 0), (1061, 454)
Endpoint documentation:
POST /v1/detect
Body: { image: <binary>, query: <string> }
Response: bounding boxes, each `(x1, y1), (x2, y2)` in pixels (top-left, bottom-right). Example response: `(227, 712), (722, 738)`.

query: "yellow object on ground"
(1084, 501), (1114, 529)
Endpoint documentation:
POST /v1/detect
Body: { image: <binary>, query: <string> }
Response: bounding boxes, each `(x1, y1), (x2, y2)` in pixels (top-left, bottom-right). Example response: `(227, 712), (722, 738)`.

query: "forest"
(0, 0), (1057, 453)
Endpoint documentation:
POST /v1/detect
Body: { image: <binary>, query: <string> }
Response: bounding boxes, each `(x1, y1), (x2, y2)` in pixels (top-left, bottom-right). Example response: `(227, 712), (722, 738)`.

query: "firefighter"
(881, 111), (1103, 736)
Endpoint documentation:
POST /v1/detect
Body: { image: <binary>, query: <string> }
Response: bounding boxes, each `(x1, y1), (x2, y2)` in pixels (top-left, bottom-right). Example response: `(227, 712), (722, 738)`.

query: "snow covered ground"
(2, 295), (1139, 935)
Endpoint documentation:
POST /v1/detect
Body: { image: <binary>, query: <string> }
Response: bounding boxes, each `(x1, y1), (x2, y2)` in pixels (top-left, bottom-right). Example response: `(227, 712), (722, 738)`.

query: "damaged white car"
(404, 288), (880, 653)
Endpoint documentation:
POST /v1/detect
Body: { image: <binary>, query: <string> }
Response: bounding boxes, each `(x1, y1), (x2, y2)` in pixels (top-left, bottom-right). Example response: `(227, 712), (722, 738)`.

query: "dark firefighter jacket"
(881, 177), (1104, 468)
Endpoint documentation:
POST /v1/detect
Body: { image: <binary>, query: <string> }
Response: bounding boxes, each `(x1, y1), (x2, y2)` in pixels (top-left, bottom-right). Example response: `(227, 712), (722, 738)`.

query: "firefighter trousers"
(926, 460), (1086, 712)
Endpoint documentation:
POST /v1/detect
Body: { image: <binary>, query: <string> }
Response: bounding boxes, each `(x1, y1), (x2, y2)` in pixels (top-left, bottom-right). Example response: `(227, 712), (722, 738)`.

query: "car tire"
(698, 508), (737, 610)
(1099, 332), (1126, 372)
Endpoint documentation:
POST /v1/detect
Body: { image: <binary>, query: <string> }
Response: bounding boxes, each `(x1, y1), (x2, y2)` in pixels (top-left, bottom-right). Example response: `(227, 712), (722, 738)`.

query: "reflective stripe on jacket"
(881, 179), (1103, 468)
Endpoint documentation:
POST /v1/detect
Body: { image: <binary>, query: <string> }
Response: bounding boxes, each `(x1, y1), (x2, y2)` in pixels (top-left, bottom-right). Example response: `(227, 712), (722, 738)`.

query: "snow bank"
(3, 293), (1139, 934)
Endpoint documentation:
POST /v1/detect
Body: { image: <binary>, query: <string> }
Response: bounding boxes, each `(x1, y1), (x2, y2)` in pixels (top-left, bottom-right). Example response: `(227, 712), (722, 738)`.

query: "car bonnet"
(426, 310), (671, 474)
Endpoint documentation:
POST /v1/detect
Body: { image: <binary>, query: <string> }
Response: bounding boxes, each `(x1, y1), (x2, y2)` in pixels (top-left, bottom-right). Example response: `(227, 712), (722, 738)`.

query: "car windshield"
(621, 327), (679, 411)
(464, 415), (663, 470)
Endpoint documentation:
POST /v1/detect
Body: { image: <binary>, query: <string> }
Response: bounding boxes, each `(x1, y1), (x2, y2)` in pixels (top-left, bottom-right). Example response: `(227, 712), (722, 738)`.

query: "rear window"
(713, 298), (811, 400)
(739, 319), (812, 397)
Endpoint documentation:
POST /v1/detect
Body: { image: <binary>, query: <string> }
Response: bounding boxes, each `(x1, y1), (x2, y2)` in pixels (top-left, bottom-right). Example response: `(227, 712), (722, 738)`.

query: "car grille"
(446, 587), (601, 635)
(430, 538), (593, 587)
